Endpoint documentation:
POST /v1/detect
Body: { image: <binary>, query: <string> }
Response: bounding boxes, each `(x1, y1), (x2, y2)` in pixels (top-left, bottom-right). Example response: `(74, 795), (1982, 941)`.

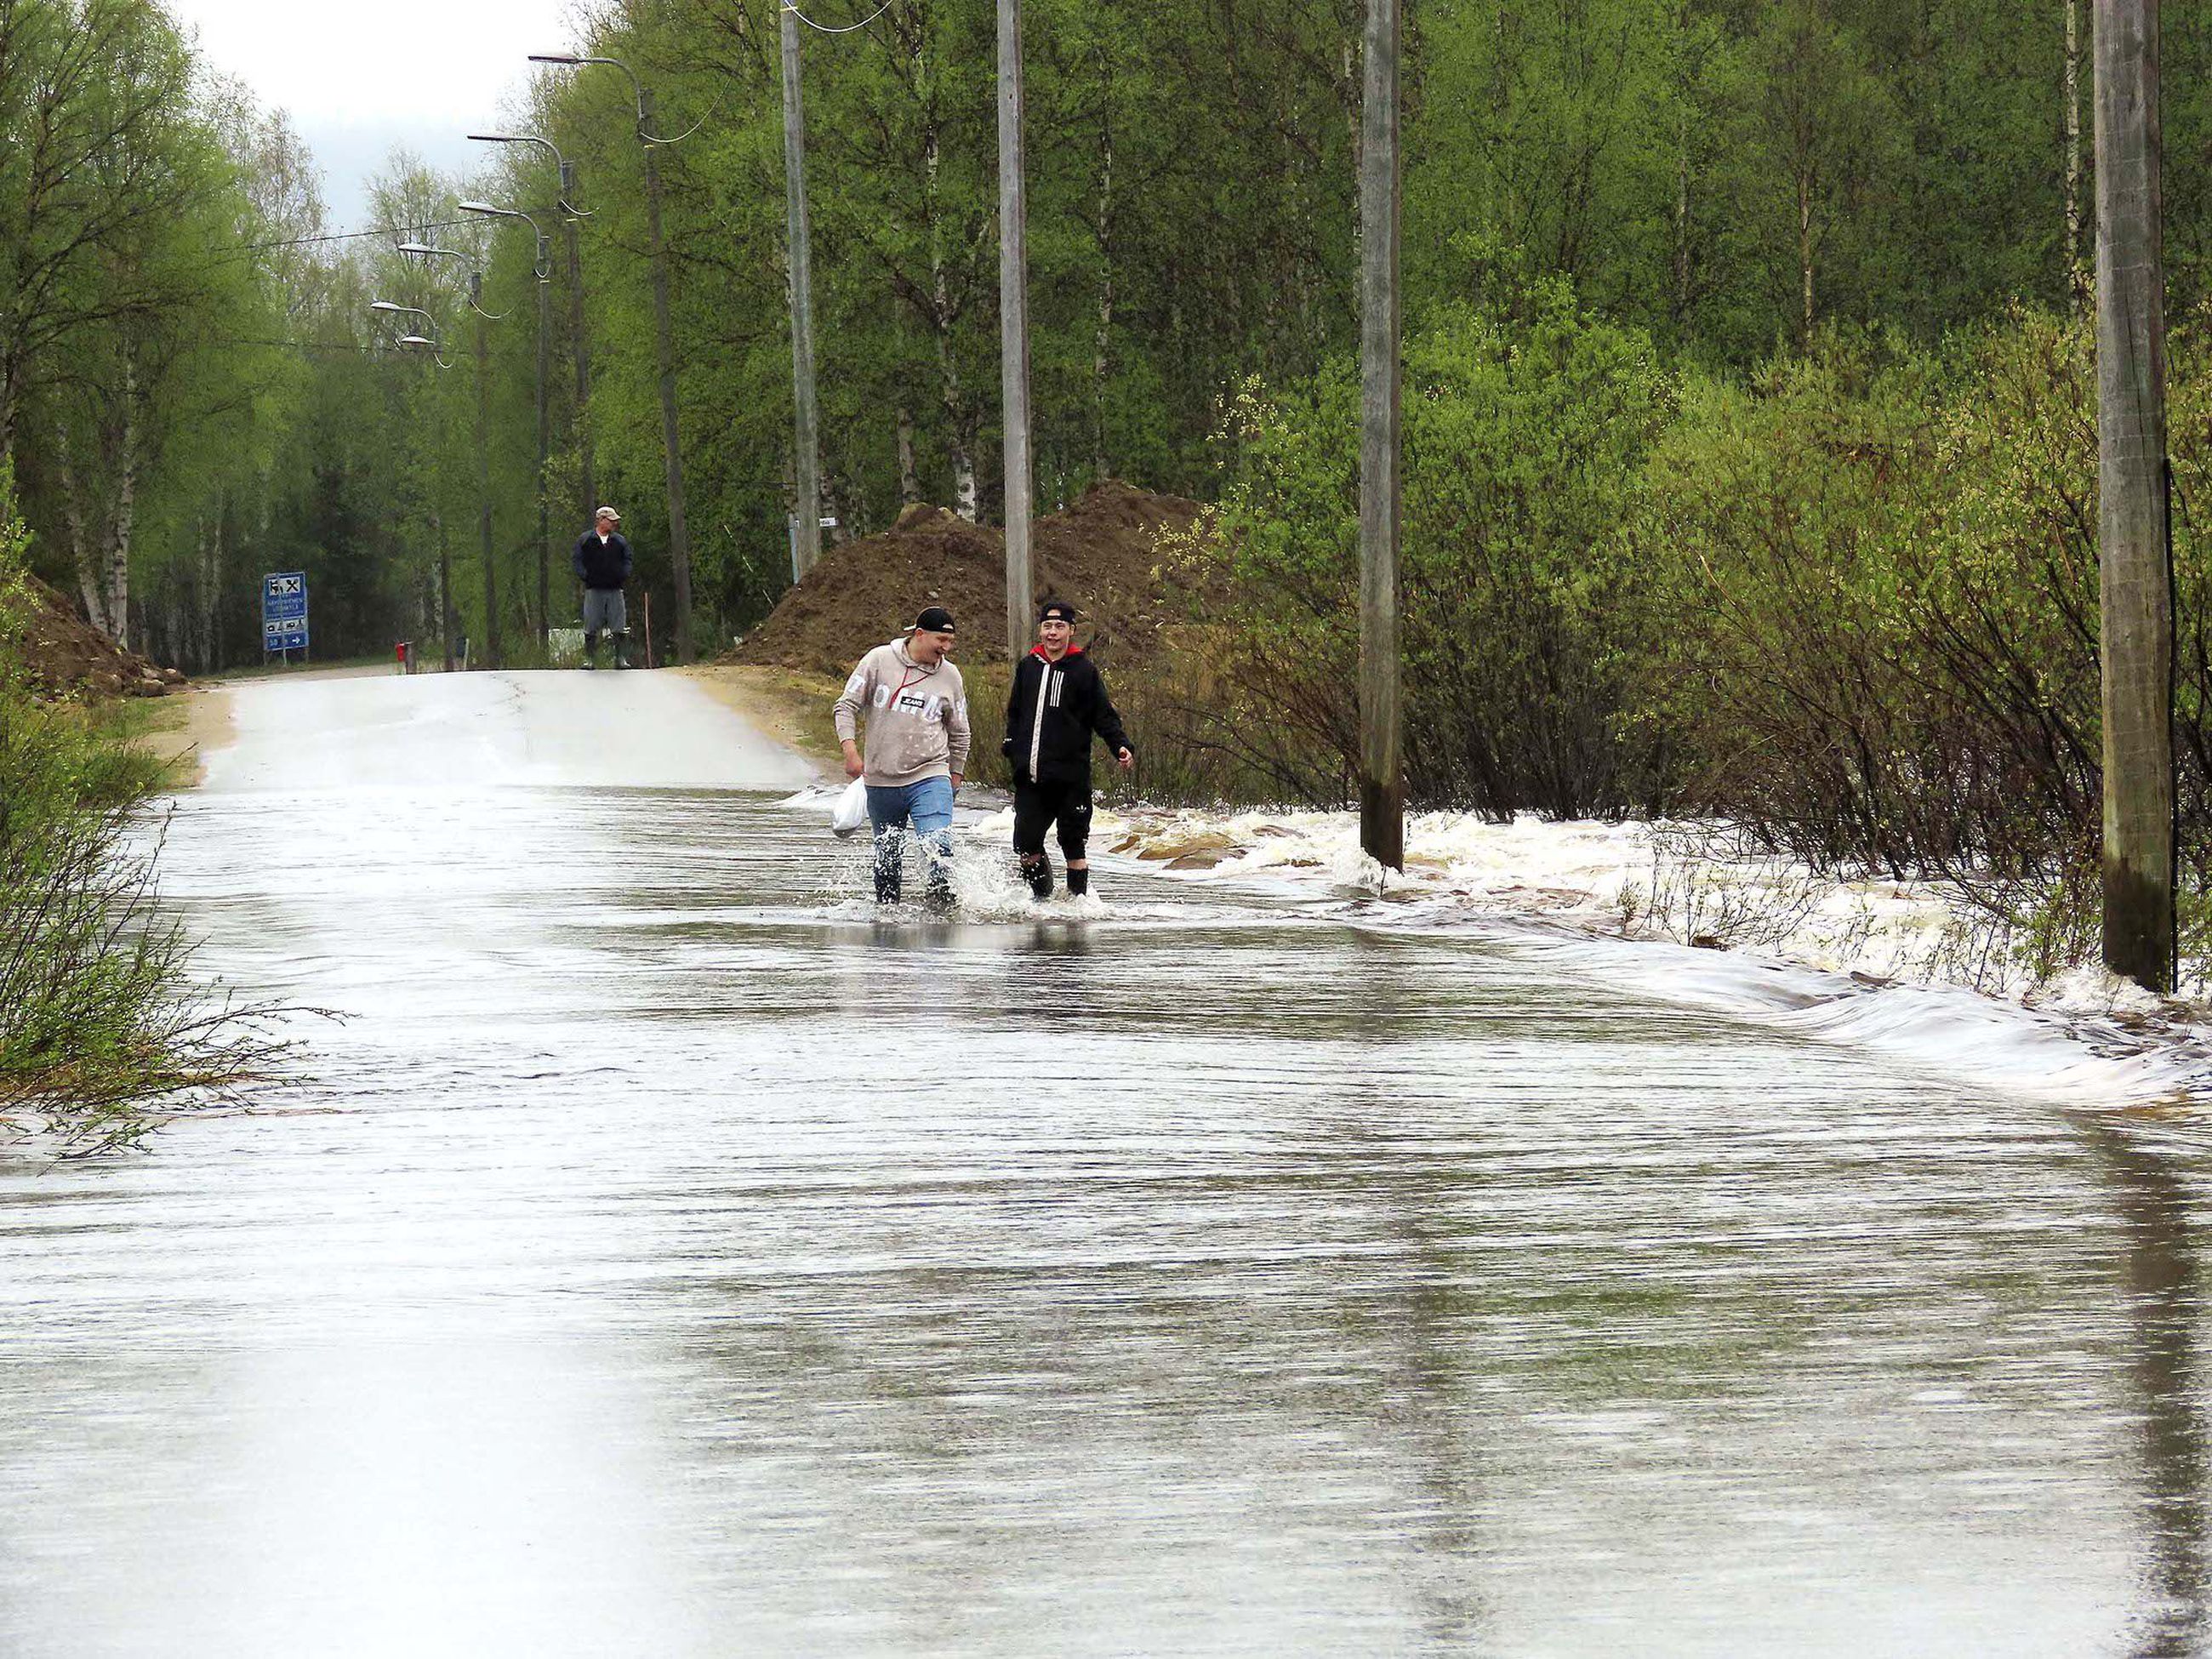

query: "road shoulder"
(679, 664), (842, 777)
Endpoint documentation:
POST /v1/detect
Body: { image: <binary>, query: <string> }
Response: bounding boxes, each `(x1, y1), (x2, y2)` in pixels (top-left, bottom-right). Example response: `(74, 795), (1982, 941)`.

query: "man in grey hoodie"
(833, 607), (972, 907)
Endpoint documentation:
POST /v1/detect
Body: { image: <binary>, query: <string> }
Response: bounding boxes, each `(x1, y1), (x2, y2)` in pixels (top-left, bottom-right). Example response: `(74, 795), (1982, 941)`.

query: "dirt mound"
(732, 480), (1200, 676)
(5, 574), (182, 698)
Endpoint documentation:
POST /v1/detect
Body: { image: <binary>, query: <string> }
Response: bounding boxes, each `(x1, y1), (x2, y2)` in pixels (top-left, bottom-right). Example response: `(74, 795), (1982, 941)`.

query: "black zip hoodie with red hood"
(1001, 644), (1133, 785)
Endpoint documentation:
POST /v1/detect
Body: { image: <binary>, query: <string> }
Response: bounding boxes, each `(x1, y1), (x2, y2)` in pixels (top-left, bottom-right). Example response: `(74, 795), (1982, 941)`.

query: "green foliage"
(0, 466), (282, 1149)
(1162, 281), (1673, 814)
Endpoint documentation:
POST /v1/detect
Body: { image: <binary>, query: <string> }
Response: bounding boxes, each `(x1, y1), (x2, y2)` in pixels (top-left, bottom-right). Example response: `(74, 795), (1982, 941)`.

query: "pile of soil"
(5, 574), (182, 698)
(732, 479), (1202, 676)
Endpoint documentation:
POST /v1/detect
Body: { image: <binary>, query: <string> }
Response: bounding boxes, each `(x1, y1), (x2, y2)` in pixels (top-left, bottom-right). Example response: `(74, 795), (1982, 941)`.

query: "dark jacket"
(1001, 646), (1132, 785)
(572, 529), (632, 590)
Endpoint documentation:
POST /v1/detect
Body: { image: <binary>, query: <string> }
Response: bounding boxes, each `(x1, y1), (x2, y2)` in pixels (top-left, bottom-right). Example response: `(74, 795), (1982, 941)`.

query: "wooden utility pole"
(998, 0), (1034, 655)
(2094, 0), (2175, 991)
(1358, 0), (1404, 870)
(640, 92), (694, 663)
(781, 0), (823, 580)
(474, 277), (501, 669)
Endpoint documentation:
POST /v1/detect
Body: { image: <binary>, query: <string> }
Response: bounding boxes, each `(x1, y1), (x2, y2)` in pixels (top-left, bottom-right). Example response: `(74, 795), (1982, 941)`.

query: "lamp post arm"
(460, 202), (554, 282)
(468, 133), (591, 220)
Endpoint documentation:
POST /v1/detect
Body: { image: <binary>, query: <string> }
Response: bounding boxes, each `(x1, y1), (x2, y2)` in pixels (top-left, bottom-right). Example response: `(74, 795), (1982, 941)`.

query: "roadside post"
(2093, 0), (2175, 992)
(262, 571), (309, 666)
(1358, 0), (1405, 872)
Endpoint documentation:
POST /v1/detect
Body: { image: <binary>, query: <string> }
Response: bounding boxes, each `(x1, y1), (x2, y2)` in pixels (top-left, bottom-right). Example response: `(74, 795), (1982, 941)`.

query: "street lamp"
(529, 49), (697, 663)
(369, 301), (457, 670)
(462, 199), (556, 658)
(399, 242), (504, 668)
(466, 134), (589, 218)
(470, 133), (598, 543)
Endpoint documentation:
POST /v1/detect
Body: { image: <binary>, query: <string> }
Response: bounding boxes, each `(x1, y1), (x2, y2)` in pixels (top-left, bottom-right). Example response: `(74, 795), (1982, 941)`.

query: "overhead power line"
(227, 218), (479, 256)
(782, 0), (898, 34)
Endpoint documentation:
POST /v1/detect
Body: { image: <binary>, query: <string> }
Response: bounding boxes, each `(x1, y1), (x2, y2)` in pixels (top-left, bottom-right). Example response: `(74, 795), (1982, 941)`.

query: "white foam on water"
(1048, 802), (2212, 1109)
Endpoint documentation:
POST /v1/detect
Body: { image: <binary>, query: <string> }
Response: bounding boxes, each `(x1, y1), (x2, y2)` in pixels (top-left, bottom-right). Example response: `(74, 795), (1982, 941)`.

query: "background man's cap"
(595, 505), (620, 520)
(1038, 599), (1077, 624)
(908, 606), (956, 634)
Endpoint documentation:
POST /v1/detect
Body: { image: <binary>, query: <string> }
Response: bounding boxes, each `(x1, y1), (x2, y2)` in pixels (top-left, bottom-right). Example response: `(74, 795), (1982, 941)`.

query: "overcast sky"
(166, 0), (581, 231)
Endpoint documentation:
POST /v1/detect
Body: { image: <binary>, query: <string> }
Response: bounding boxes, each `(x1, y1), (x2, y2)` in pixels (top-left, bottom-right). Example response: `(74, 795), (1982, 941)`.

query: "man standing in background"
(1003, 599), (1134, 900)
(572, 507), (632, 670)
(834, 607), (971, 909)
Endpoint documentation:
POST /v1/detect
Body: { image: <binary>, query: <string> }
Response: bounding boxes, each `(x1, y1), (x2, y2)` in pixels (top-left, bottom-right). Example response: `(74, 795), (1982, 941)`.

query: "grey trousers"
(582, 588), (627, 637)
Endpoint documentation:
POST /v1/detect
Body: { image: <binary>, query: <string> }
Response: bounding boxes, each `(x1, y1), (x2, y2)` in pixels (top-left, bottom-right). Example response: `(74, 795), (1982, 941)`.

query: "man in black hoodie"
(1002, 599), (1134, 899)
(572, 506), (632, 669)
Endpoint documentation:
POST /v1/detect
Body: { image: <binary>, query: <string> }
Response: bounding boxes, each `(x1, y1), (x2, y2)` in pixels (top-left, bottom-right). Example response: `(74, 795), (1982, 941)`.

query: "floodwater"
(3, 670), (2209, 1656)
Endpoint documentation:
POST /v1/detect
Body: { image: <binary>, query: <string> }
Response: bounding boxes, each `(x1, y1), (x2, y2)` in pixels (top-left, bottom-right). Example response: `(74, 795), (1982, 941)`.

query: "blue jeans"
(865, 774), (955, 904)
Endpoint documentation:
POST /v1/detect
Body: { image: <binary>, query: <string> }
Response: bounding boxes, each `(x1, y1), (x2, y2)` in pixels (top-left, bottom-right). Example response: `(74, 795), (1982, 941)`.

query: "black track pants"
(1012, 778), (1092, 862)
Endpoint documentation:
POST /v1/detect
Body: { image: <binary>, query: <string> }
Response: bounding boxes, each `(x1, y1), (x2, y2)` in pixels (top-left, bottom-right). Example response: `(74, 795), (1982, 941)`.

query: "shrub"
(1160, 280), (1676, 816)
(0, 469), (281, 1150)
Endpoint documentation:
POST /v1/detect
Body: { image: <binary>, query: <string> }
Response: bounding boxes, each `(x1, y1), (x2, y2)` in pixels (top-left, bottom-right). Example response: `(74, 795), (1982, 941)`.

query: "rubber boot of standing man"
(572, 506), (632, 670)
(1002, 599), (1134, 900)
(833, 607), (970, 910)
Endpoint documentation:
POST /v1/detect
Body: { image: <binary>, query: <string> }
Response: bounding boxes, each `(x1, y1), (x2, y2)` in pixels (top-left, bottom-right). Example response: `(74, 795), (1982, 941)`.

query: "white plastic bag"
(830, 777), (869, 838)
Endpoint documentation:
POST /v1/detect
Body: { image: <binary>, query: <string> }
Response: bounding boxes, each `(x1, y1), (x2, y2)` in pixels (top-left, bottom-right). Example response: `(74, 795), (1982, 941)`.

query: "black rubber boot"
(612, 630), (631, 670)
(922, 841), (955, 914)
(582, 632), (599, 670)
(873, 833), (903, 904)
(1020, 853), (1053, 899)
(1067, 865), (1090, 898)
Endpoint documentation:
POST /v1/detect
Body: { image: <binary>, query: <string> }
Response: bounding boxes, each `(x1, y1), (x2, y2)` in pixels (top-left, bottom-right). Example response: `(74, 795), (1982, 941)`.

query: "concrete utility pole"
(1358, 0), (1404, 871)
(535, 248), (551, 655)
(2095, 0), (2175, 992)
(997, 0), (1034, 655)
(474, 276), (501, 669)
(563, 164), (595, 522)
(781, 0), (823, 580)
(637, 96), (694, 664)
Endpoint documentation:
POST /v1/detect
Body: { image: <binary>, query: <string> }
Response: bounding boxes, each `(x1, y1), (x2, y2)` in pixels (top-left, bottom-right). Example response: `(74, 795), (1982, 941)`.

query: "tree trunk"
(2093, 0), (2174, 990)
(1092, 117), (1115, 482)
(1674, 105), (1693, 328)
(2067, 0), (2087, 311)
(925, 125), (978, 521)
(897, 405), (921, 506)
(1797, 162), (1816, 350)
(54, 426), (103, 633)
(108, 368), (136, 654)
(196, 507), (222, 674)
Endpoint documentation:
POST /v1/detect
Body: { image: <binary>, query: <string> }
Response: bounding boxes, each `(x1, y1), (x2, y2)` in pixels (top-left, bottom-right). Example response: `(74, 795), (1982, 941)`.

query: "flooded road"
(3, 671), (2210, 1656)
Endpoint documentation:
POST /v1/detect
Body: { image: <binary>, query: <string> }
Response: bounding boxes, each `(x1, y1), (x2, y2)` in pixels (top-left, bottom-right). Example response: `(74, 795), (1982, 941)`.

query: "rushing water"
(2, 672), (2210, 1656)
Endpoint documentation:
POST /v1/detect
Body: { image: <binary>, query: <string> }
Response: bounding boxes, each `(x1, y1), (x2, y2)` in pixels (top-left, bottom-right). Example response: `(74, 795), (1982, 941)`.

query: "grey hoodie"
(833, 640), (972, 787)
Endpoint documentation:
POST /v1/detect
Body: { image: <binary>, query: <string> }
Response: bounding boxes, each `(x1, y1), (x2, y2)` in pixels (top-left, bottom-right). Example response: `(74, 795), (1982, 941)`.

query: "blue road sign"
(262, 571), (309, 654)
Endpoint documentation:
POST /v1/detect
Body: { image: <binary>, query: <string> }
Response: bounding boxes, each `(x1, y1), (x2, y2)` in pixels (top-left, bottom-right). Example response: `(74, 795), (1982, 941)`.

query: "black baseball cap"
(909, 606), (956, 634)
(1038, 599), (1077, 624)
